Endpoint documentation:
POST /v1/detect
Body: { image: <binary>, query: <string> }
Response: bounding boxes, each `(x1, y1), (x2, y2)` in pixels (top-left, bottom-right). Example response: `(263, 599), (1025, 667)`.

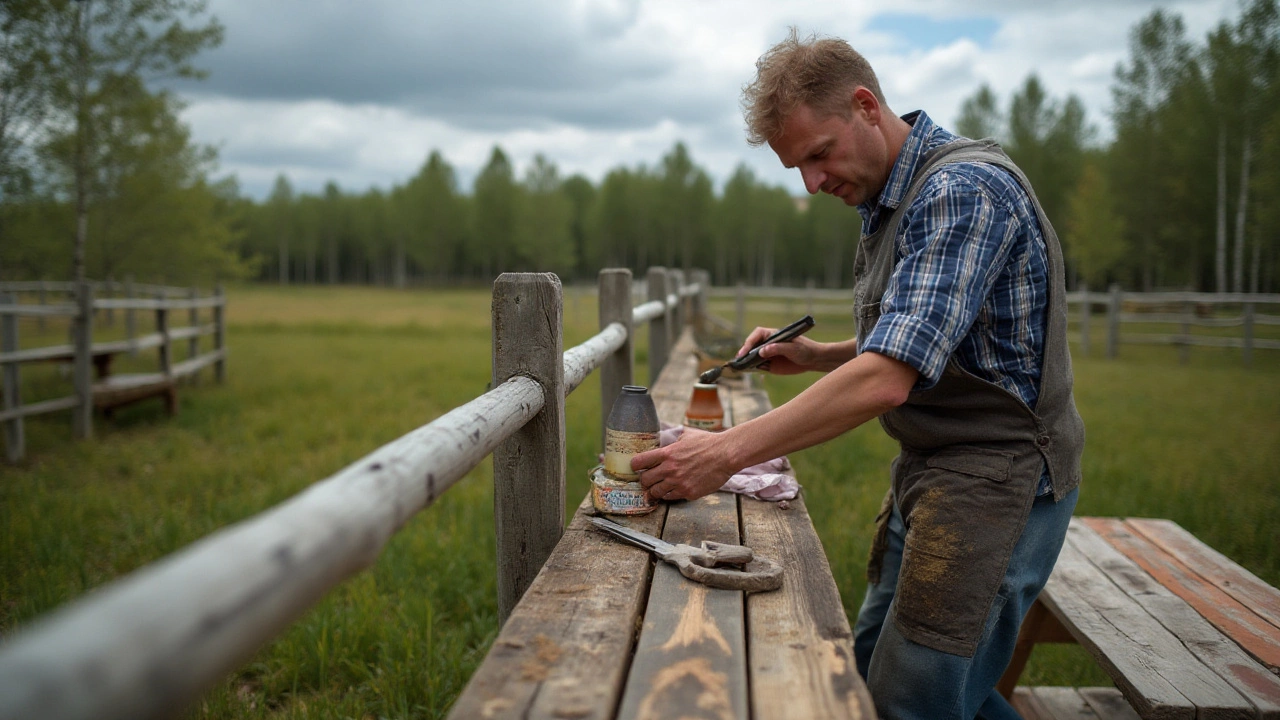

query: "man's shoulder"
(910, 153), (1033, 217)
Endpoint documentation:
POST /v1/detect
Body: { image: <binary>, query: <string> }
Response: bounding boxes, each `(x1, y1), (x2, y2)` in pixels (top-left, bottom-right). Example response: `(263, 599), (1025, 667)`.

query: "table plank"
(1041, 521), (1251, 719)
(616, 492), (748, 720)
(446, 496), (668, 720)
(1079, 519), (1280, 718)
(742, 493), (877, 720)
(1125, 519), (1280, 637)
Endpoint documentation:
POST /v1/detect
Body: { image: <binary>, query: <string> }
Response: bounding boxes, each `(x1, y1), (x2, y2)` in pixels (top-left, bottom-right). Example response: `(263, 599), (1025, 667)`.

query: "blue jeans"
(852, 488), (1078, 720)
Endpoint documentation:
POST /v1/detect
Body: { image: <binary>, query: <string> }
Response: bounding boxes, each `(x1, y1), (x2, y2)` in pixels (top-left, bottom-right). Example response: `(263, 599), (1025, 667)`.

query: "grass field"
(2, 284), (1278, 718)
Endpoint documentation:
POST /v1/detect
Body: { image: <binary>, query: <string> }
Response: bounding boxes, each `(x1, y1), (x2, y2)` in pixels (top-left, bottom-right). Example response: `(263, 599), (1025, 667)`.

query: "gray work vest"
(853, 139), (1084, 500)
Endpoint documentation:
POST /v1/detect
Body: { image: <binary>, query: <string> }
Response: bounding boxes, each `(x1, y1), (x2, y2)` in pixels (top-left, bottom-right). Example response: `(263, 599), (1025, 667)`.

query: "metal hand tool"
(590, 516), (783, 592)
(698, 314), (816, 384)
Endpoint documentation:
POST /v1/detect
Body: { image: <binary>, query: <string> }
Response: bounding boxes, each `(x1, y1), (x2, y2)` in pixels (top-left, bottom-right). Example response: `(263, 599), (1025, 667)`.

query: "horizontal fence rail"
(0, 266), (707, 720)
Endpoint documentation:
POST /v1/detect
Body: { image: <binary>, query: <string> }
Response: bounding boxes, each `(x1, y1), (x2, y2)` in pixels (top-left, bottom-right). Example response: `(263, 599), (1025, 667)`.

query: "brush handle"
(727, 315), (815, 371)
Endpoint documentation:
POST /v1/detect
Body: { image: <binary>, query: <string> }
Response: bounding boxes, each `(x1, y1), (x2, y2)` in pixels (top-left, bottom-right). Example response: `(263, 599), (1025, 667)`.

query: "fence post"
(1243, 301), (1255, 368)
(691, 268), (710, 329)
(1179, 293), (1193, 365)
(670, 268), (686, 331)
(104, 276), (115, 326)
(1079, 283), (1090, 357)
(188, 287), (200, 382)
(2, 294), (23, 463)
(157, 291), (172, 378)
(806, 278), (815, 316)
(73, 283), (94, 440)
(492, 272), (565, 626)
(1106, 283), (1122, 360)
(125, 275), (137, 356)
(735, 281), (746, 337)
(647, 267), (670, 384)
(37, 281), (47, 332)
(599, 269), (633, 451)
(214, 284), (227, 383)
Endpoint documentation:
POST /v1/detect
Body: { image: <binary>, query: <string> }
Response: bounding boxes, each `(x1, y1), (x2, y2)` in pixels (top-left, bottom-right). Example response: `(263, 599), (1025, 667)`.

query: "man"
(630, 30), (1084, 720)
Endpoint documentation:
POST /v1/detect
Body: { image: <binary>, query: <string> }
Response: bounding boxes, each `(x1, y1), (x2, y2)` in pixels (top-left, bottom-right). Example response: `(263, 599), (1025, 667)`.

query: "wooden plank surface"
(1011, 687), (1143, 720)
(1080, 518), (1280, 715)
(730, 382), (875, 720)
(742, 493), (876, 719)
(616, 492), (747, 720)
(446, 496), (668, 720)
(1125, 519), (1280, 638)
(1043, 520), (1254, 719)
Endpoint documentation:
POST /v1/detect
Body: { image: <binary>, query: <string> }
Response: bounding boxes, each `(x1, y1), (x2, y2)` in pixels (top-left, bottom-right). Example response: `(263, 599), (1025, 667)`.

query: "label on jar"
(683, 415), (724, 431)
(603, 428), (658, 479)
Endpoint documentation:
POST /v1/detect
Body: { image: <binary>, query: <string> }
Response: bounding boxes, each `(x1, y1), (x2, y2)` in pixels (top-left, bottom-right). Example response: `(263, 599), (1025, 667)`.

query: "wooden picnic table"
(1001, 516), (1280, 719)
(448, 329), (877, 720)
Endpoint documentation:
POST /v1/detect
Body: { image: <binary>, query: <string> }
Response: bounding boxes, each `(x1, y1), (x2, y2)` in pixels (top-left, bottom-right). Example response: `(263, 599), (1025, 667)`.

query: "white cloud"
(182, 0), (1242, 199)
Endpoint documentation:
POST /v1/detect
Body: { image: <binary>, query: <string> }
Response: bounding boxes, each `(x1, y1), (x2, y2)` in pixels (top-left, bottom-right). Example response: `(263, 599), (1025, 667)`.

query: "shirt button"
(1036, 435), (1051, 447)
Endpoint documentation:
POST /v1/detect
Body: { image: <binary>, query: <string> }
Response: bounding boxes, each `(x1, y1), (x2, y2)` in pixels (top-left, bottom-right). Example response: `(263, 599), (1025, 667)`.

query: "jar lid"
(622, 385), (649, 394)
(693, 382), (719, 391)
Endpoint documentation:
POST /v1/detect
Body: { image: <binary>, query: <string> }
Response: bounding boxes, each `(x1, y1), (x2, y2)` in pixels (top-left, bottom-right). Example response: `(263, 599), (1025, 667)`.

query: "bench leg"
(997, 599), (1076, 698)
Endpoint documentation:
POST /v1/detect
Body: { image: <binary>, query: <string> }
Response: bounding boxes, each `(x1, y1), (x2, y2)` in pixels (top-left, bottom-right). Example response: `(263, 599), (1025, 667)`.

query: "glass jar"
(684, 382), (724, 431)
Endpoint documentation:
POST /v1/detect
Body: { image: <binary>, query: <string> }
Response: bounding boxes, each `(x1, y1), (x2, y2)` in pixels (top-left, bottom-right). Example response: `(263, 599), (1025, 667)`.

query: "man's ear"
(852, 86), (881, 125)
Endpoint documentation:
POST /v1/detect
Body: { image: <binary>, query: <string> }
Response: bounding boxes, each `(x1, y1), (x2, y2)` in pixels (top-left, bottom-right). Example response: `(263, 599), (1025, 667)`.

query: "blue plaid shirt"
(856, 111), (1053, 494)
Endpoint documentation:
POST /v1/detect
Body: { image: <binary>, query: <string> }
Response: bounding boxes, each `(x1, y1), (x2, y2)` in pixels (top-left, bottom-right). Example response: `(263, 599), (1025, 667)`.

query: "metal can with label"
(603, 385), (660, 479)
(590, 465), (656, 515)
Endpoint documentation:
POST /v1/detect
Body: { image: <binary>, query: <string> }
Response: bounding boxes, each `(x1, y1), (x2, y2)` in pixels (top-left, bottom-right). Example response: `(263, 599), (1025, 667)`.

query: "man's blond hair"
(741, 29), (887, 147)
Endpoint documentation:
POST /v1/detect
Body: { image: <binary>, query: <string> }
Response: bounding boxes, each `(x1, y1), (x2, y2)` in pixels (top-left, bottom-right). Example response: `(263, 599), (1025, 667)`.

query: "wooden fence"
(706, 283), (1280, 366)
(0, 266), (707, 720)
(0, 281), (228, 463)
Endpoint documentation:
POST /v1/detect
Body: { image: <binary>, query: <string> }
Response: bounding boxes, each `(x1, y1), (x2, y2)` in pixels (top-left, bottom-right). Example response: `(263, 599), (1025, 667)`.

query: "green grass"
(2, 285), (1278, 717)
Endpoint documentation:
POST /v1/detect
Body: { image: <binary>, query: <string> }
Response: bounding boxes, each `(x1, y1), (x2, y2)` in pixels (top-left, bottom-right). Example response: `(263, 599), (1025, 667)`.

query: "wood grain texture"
(742, 493), (876, 720)
(599, 269), (635, 453)
(1124, 519), (1280, 637)
(492, 273), (567, 625)
(1011, 686), (1145, 720)
(1043, 520), (1252, 719)
(1078, 518), (1280, 717)
(448, 496), (668, 720)
(1079, 687), (1146, 720)
(616, 492), (747, 720)
(647, 268), (670, 384)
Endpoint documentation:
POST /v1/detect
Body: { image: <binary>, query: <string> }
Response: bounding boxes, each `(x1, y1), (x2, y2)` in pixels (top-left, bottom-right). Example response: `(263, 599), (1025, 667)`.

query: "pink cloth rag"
(658, 423), (800, 501)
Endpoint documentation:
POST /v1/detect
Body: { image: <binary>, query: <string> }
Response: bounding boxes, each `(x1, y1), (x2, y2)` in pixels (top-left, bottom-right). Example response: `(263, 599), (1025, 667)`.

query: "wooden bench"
(1000, 516), (1280, 719)
(447, 329), (877, 719)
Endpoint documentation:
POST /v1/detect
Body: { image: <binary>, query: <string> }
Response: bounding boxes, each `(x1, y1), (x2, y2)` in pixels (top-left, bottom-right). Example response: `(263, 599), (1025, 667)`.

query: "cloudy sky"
(175, 0), (1239, 200)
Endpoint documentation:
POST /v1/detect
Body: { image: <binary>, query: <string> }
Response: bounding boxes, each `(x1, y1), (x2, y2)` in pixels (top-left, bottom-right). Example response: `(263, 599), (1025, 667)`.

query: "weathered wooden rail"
(0, 267), (706, 720)
(707, 284), (1280, 365)
(0, 281), (227, 463)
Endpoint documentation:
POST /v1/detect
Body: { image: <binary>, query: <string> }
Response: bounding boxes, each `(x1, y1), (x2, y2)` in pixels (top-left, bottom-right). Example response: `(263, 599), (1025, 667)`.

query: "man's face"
(767, 93), (889, 207)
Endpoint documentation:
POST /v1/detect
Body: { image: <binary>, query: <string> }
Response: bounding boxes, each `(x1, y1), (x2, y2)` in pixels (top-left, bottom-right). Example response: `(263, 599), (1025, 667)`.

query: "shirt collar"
(857, 110), (940, 219)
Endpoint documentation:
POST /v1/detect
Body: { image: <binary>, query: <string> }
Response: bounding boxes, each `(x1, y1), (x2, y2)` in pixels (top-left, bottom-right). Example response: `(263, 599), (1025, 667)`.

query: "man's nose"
(800, 166), (824, 195)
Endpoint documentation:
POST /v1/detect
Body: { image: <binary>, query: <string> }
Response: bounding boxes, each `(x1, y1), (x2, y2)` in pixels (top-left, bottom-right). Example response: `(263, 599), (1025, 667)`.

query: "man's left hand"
(631, 427), (732, 502)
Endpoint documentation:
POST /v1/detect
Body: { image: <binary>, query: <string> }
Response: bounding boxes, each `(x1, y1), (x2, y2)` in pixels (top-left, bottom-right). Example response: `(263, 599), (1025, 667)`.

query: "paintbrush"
(698, 315), (815, 384)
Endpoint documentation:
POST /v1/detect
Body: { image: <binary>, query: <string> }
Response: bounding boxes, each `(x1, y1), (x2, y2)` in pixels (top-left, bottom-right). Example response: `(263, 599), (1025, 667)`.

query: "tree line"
(1, 1), (1276, 292)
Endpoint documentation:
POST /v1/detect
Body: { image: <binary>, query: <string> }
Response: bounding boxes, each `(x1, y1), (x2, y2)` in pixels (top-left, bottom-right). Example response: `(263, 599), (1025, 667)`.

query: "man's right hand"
(736, 326), (827, 375)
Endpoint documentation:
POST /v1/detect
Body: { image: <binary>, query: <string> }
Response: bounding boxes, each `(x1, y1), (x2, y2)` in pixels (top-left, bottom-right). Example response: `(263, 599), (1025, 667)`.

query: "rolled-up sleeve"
(859, 171), (1022, 390)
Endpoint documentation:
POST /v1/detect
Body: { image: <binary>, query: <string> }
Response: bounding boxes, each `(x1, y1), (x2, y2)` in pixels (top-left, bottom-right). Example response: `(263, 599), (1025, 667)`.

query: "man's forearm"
(718, 350), (917, 471)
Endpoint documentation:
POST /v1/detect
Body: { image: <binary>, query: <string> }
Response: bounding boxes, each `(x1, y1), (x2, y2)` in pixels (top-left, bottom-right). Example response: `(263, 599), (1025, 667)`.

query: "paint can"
(589, 465), (656, 515)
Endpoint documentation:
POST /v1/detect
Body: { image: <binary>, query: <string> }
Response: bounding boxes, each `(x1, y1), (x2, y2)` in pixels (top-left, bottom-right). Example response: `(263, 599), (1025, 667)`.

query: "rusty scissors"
(590, 517), (783, 593)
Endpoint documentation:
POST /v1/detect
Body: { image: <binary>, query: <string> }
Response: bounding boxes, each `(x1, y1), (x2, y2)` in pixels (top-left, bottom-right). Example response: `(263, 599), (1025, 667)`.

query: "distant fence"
(0, 280), (228, 463)
(0, 266), (707, 720)
(705, 282), (1280, 366)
